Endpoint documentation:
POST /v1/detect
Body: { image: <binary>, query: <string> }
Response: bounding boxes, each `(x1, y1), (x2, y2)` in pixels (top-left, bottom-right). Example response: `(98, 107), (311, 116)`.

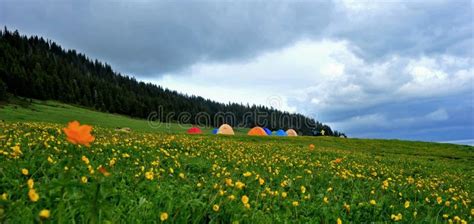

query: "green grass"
(0, 99), (248, 134)
(0, 100), (473, 223)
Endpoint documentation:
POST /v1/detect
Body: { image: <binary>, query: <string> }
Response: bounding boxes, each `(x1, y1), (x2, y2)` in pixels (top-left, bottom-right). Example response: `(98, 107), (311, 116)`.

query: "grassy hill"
(0, 100), (473, 223)
(0, 99), (247, 134)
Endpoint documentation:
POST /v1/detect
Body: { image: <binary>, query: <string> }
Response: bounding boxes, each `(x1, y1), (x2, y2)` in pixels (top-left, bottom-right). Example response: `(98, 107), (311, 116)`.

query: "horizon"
(1, 0), (473, 144)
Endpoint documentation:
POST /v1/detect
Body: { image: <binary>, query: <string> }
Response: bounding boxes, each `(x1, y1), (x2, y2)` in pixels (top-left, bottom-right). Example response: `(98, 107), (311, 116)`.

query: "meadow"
(0, 100), (473, 223)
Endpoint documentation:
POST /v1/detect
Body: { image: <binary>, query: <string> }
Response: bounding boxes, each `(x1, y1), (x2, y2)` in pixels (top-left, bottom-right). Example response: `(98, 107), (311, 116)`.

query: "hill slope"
(0, 28), (342, 137)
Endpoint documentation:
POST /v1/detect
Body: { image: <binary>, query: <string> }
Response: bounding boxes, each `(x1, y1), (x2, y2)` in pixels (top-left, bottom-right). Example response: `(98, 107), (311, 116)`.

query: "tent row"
(187, 124), (298, 136)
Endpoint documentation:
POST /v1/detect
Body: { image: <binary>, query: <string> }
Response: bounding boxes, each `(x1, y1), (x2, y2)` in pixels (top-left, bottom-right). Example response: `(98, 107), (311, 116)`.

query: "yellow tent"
(217, 124), (235, 135)
(247, 126), (268, 136)
(286, 129), (298, 136)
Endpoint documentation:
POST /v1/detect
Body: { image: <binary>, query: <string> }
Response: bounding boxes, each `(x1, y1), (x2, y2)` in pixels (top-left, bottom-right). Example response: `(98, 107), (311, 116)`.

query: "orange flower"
(309, 144), (315, 150)
(63, 121), (95, 146)
(98, 166), (111, 177)
(333, 158), (343, 164)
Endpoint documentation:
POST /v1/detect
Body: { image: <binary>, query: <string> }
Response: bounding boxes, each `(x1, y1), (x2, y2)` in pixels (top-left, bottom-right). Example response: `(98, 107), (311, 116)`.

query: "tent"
(217, 124), (235, 135)
(187, 127), (202, 134)
(248, 126), (268, 136)
(212, 128), (218, 134)
(263, 127), (272, 135)
(274, 129), (287, 136)
(286, 129), (298, 136)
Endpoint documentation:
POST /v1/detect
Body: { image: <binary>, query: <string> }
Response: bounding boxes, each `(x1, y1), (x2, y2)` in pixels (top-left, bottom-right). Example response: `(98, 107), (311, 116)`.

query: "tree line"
(0, 27), (345, 137)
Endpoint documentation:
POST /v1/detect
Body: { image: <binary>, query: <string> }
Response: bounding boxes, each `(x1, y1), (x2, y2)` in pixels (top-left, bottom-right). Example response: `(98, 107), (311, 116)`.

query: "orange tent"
(217, 124), (234, 135)
(248, 126), (268, 136)
(286, 129), (298, 136)
(187, 127), (202, 134)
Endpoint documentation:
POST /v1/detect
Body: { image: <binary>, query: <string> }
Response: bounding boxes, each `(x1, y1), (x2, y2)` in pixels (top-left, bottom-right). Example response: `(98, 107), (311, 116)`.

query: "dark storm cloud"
(1, 0), (335, 75)
(2, 1), (471, 76)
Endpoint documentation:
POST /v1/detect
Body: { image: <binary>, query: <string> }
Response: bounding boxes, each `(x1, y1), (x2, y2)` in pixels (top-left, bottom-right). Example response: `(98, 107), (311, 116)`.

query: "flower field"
(0, 121), (473, 223)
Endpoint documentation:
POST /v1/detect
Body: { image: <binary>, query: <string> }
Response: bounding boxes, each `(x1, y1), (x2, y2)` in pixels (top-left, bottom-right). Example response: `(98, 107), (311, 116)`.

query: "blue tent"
(212, 128), (218, 134)
(274, 129), (287, 136)
(263, 127), (272, 136)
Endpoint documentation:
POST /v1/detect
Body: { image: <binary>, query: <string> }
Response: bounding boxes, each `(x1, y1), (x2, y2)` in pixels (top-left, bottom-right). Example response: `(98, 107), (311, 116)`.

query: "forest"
(0, 27), (344, 136)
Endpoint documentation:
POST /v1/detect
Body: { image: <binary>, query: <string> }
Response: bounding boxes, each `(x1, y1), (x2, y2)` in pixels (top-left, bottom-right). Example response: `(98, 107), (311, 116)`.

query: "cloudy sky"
(1, 0), (473, 143)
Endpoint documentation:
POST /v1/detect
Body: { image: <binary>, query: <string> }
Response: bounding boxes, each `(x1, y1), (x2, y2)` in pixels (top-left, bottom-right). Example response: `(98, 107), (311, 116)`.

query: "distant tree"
(0, 27), (345, 137)
(0, 78), (7, 100)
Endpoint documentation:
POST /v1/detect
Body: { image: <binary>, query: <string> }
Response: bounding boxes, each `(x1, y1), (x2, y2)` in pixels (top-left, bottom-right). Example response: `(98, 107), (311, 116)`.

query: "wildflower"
(225, 178), (234, 187)
(258, 178), (265, 185)
(11, 145), (22, 158)
(235, 181), (245, 189)
(81, 156), (90, 165)
(370, 200), (376, 205)
(323, 197), (329, 204)
(160, 212), (168, 221)
(382, 180), (389, 189)
(343, 203), (350, 213)
(39, 209), (50, 219)
(471, 208), (474, 216)
(241, 195), (249, 204)
(212, 204), (220, 212)
(98, 166), (111, 177)
(28, 188), (39, 202)
(145, 171), (154, 180)
(333, 158), (343, 164)
(445, 201), (450, 207)
(404, 201), (410, 208)
(327, 187), (333, 192)
(109, 158), (117, 167)
(292, 201), (299, 207)
(21, 168), (29, 175)
(337, 218), (342, 224)
(63, 121), (95, 146)
(281, 192), (287, 198)
(309, 144), (315, 150)
(391, 213), (402, 221)
(228, 195), (235, 201)
(1, 193), (7, 201)
(244, 203), (250, 209)
(243, 171), (252, 177)
(196, 183), (202, 188)
(179, 173), (185, 179)
(47, 156), (54, 163)
(27, 179), (34, 189)
(300, 186), (306, 194)
(437, 196), (442, 204)
(81, 176), (88, 183)
(443, 214), (449, 219)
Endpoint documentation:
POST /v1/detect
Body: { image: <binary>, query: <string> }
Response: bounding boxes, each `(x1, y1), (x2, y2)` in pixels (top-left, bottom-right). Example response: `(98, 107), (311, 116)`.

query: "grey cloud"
(1, 0), (334, 75)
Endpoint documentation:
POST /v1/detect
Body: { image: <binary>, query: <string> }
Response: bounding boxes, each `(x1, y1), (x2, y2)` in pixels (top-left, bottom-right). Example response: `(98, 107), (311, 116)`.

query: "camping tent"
(187, 127), (202, 134)
(274, 129), (287, 136)
(286, 129), (298, 136)
(248, 127), (268, 136)
(217, 124), (235, 135)
(263, 127), (272, 135)
(212, 128), (218, 134)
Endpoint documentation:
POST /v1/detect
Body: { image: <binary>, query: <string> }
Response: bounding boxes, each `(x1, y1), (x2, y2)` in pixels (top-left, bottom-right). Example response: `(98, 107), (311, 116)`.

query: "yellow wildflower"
(258, 178), (265, 185)
(21, 168), (29, 176)
(243, 171), (252, 177)
(235, 181), (245, 189)
(282, 192), (287, 198)
(228, 195), (235, 200)
(81, 176), (88, 183)
(179, 173), (185, 179)
(370, 200), (376, 205)
(337, 218), (342, 224)
(160, 212), (168, 221)
(391, 213), (402, 221)
(212, 204), (220, 212)
(28, 188), (39, 202)
(39, 209), (50, 219)
(323, 197), (329, 204)
(404, 201), (410, 208)
(437, 196), (442, 204)
(241, 195), (249, 204)
(145, 171), (154, 180)
(301, 186), (306, 194)
(292, 201), (299, 207)
(27, 179), (34, 189)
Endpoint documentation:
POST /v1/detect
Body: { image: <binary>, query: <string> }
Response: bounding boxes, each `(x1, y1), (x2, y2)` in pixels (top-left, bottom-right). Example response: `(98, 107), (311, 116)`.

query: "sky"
(1, 0), (473, 144)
